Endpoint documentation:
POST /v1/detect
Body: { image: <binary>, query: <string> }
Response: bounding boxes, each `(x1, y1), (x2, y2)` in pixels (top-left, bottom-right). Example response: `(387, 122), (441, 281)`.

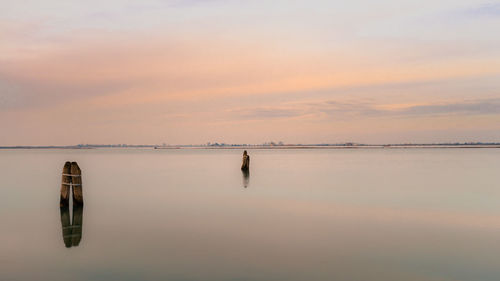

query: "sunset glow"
(1, 0), (499, 145)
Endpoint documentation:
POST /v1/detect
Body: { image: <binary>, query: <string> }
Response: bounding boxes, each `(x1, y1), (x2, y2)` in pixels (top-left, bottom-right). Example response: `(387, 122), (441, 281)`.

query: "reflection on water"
(1, 149), (500, 281)
(242, 169), (250, 188)
(60, 204), (83, 248)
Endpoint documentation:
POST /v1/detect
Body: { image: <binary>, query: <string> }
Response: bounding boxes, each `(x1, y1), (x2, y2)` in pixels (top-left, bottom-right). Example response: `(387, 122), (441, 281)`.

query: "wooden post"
(60, 162), (72, 207)
(241, 150), (250, 171)
(59, 161), (84, 247)
(60, 161), (83, 206)
(71, 162), (83, 206)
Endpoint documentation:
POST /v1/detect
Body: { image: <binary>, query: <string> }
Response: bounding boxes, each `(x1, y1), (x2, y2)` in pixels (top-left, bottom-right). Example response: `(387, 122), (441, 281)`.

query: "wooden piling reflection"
(60, 206), (72, 247)
(71, 205), (83, 246)
(60, 204), (83, 248)
(242, 169), (250, 188)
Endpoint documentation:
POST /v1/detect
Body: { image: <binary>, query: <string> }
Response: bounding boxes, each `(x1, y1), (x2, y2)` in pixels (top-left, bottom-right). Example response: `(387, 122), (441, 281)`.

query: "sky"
(1, 0), (499, 145)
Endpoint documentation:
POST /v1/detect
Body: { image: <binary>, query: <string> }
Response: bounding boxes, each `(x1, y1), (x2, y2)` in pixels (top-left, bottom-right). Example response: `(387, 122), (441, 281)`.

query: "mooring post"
(60, 162), (72, 207)
(241, 150), (250, 171)
(60, 161), (83, 207)
(71, 162), (83, 206)
(59, 161), (84, 247)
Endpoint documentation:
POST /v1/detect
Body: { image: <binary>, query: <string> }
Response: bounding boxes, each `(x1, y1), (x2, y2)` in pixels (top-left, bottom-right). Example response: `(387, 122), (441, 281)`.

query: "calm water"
(0, 148), (499, 281)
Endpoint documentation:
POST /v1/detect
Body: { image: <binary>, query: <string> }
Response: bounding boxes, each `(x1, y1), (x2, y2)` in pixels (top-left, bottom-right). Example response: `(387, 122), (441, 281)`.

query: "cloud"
(231, 107), (304, 120)
(230, 98), (500, 121)
(0, 73), (132, 111)
(464, 2), (500, 17)
(398, 99), (500, 116)
(2, 5), (500, 145)
(168, 0), (225, 7)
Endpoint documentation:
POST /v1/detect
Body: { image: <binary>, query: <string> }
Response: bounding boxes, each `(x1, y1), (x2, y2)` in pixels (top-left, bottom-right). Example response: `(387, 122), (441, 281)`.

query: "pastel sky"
(1, 0), (499, 145)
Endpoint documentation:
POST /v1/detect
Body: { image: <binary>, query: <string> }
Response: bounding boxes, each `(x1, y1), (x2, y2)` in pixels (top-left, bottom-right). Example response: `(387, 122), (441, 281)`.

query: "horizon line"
(1, 141), (500, 149)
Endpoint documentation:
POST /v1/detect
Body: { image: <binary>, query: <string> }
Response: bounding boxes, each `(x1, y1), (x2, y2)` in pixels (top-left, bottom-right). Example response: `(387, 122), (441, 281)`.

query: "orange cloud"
(1, 22), (500, 145)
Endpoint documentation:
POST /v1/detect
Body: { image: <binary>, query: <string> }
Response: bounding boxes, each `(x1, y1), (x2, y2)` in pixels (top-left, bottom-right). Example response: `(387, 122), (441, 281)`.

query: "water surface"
(0, 148), (499, 281)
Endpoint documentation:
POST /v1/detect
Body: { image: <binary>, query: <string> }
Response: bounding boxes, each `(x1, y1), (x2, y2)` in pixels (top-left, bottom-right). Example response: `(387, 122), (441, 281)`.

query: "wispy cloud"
(168, 0), (225, 7)
(0, 73), (132, 111)
(397, 99), (500, 116)
(235, 107), (303, 120)
(464, 2), (500, 17)
(2, 1), (500, 144)
(230, 99), (500, 121)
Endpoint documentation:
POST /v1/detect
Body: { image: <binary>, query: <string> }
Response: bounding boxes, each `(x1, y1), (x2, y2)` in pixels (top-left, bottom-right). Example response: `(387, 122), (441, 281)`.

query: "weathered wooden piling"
(60, 161), (83, 207)
(71, 162), (83, 206)
(60, 162), (72, 207)
(59, 161), (84, 247)
(241, 150), (250, 171)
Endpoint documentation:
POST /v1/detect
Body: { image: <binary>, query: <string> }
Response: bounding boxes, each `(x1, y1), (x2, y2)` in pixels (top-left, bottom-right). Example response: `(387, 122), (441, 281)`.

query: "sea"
(0, 148), (499, 281)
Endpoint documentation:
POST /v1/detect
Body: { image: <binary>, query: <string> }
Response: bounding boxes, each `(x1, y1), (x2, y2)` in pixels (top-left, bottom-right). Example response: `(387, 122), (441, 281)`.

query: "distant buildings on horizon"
(2, 141), (500, 149)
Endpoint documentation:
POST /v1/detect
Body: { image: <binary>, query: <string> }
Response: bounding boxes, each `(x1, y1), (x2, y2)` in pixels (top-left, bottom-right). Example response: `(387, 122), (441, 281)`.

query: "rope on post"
(61, 182), (82, 186)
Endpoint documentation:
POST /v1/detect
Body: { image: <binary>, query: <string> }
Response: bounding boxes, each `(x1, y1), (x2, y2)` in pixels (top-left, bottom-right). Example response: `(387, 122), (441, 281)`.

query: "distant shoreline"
(1, 144), (500, 150)
(158, 145), (500, 149)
